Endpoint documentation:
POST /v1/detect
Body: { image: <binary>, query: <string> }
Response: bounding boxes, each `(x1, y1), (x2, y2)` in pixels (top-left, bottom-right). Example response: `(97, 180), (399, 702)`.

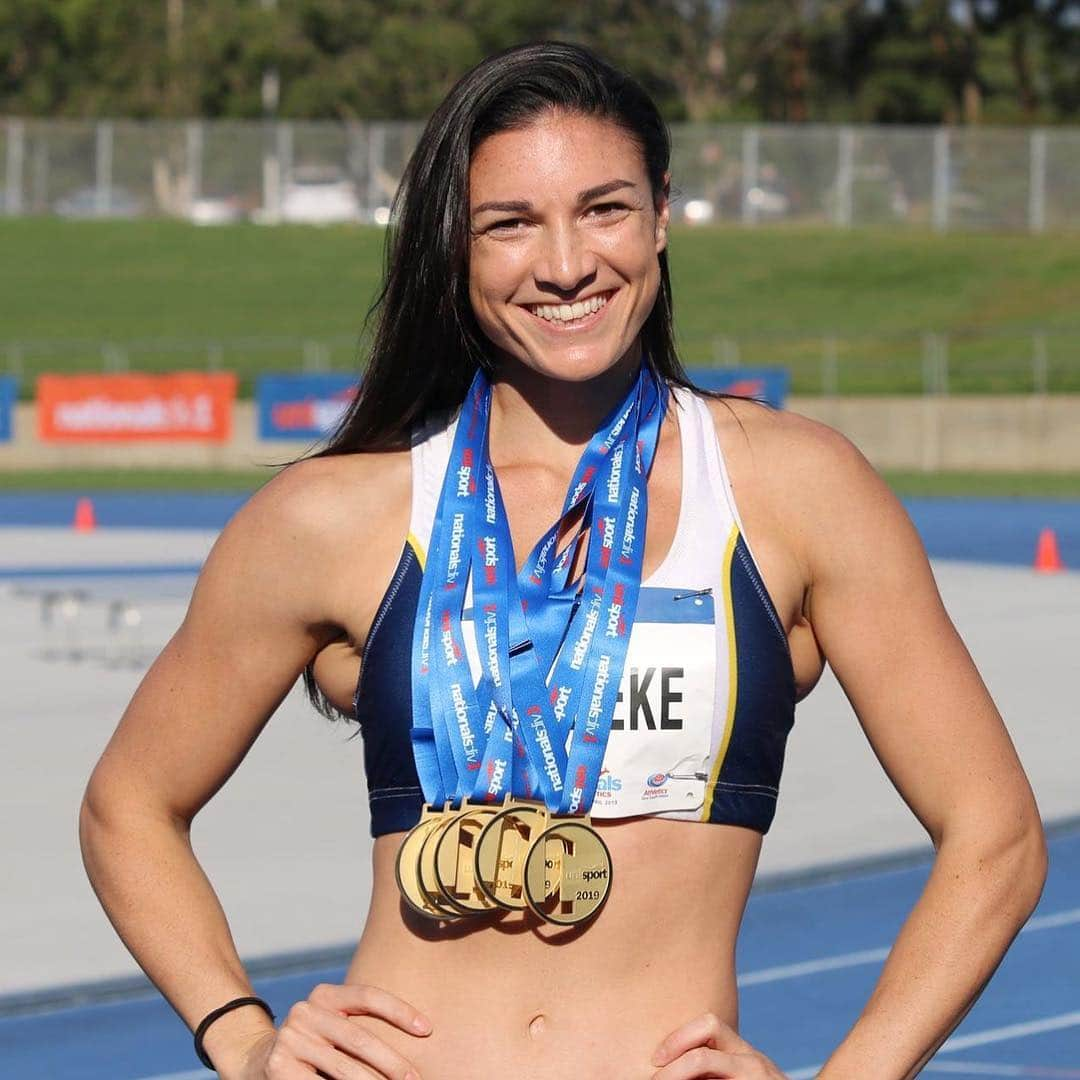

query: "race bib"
(462, 585), (717, 818)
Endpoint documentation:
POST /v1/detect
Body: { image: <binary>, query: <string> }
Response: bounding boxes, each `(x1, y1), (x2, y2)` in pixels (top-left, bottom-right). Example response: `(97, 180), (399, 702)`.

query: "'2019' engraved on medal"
(523, 821), (612, 926)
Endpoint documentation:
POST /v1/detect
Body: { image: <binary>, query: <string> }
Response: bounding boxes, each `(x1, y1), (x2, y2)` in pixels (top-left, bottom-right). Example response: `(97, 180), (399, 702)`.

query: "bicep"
(802, 436), (1035, 845)
(85, 479), (338, 825)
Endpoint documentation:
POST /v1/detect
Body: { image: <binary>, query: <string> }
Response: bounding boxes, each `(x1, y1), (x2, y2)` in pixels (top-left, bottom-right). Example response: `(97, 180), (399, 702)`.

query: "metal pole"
(367, 122), (385, 217)
(260, 0), (280, 115)
(31, 128), (48, 214)
(1028, 129), (1047, 234)
(5, 118), (24, 215)
(95, 120), (113, 217)
(186, 120), (203, 210)
(835, 128), (854, 228)
(741, 127), (760, 227)
(931, 128), (950, 233)
(278, 122), (293, 193)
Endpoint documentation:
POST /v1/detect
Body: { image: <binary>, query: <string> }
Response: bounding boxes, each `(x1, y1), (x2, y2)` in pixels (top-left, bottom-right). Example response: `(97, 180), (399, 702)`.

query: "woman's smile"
(520, 287), (618, 333)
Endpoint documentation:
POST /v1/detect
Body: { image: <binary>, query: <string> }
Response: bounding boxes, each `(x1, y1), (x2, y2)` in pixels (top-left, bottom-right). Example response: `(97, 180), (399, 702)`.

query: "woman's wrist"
(198, 1006), (277, 1078)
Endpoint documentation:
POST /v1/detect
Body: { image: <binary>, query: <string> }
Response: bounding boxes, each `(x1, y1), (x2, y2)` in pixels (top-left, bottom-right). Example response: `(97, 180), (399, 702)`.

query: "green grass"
(882, 471), (1080, 499)
(1, 217), (1078, 395)
(6, 466), (1080, 499)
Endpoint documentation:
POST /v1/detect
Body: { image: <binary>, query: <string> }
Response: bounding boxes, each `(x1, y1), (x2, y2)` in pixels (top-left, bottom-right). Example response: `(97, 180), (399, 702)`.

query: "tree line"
(2, 1), (1077, 125)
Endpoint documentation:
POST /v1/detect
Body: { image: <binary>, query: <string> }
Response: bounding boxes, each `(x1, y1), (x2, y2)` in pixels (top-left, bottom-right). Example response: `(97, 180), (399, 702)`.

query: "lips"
(521, 288), (617, 330)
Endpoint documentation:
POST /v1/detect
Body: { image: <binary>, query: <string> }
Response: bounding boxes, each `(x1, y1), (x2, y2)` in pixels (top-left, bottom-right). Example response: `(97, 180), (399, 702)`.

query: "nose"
(534, 219), (598, 295)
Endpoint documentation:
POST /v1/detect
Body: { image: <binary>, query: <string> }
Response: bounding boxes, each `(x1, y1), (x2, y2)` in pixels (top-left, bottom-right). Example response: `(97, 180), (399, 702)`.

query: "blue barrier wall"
(0, 376), (16, 442)
(256, 374), (359, 440)
(254, 369), (785, 441)
(684, 367), (789, 409)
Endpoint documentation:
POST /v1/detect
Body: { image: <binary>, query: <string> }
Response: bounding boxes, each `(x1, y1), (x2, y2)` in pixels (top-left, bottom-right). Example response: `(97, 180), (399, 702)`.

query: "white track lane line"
(941, 1011), (1080, 1052)
(133, 909), (1080, 1080)
(133, 1070), (211, 1080)
(787, 1010), (1080, 1079)
(739, 906), (1080, 988)
(924, 1061), (1080, 1076)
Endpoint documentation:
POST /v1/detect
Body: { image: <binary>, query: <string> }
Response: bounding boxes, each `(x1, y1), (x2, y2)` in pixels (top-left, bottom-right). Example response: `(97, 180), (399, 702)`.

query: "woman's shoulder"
(697, 391), (876, 497)
(225, 449), (412, 558)
(696, 391), (902, 571)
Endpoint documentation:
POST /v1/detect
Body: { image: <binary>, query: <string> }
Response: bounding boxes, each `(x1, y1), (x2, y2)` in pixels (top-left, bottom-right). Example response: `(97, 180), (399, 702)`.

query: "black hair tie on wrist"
(194, 995), (276, 1070)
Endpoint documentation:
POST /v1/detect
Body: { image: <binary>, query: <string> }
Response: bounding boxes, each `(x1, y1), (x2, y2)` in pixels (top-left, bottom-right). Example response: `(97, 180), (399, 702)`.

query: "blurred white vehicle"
(744, 184), (790, 217)
(188, 195), (246, 226)
(279, 166), (360, 224)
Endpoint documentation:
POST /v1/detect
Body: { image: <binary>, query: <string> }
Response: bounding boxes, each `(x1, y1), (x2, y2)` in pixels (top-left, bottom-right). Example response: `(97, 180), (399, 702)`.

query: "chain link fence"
(3, 118), (1079, 232)
(5, 326), (1079, 397)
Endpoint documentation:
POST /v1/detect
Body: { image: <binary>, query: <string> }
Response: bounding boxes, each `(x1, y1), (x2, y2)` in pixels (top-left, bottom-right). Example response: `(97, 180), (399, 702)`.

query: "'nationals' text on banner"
(37, 373), (236, 442)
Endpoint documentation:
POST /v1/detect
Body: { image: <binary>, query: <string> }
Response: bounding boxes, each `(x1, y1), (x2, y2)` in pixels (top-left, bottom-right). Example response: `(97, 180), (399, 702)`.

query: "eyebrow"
(470, 178), (638, 217)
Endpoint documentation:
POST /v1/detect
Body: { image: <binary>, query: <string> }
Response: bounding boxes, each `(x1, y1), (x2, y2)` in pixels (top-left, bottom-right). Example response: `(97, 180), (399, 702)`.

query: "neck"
(488, 344), (644, 470)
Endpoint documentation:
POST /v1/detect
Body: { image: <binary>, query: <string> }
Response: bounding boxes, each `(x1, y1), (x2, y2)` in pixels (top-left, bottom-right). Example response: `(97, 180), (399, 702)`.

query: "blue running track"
(3, 822), (1076, 1079)
(1, 493), (1079, 570)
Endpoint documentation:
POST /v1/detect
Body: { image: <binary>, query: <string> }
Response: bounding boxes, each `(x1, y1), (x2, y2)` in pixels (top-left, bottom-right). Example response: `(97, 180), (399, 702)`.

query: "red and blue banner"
(684, 367), (789, 409)
(256, 374), (359, 440)
(0, 376), (16, 442)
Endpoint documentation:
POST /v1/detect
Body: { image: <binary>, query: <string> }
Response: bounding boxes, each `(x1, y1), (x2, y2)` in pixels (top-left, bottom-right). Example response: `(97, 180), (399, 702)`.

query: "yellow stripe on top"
(701, 524), (741, 823)
(406, 532), (426, 571)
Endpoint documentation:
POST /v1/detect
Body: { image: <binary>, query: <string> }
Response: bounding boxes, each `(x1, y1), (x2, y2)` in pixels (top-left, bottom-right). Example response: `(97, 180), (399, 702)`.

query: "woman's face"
(467, 110), (669, 385)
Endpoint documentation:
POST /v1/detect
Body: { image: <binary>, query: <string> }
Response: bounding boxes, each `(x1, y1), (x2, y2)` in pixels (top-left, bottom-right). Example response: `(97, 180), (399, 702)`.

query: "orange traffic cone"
(1034, 527), (1063, 574)
(73, 497), (97, 533)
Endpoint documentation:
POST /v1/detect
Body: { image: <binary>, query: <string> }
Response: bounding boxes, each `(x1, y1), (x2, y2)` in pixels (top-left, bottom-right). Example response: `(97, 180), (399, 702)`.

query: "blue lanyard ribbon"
(410, 365), (665, 814)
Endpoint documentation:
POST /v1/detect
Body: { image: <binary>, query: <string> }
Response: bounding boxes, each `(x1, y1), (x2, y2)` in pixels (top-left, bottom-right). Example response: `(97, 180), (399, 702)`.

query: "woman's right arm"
(78, 459), (428, 1079)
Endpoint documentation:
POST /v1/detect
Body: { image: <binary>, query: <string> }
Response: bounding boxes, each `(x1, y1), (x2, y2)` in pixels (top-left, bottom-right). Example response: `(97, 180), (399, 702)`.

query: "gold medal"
(395, 805), (461, 920)
(473, 799), (550, 909)
(522, 818), (612, 926)
(417, 804), (466, 917)
(433, 801), (501, 914)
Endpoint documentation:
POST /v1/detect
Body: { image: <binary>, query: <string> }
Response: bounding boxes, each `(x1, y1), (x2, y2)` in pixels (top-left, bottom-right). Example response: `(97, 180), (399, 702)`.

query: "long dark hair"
(314, 40), (696, 457)
(304, 42), (700, 720)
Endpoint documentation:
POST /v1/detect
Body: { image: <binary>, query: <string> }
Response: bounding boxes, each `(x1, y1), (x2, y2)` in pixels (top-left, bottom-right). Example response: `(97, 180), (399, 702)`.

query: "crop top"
(354, 387), (796, 837)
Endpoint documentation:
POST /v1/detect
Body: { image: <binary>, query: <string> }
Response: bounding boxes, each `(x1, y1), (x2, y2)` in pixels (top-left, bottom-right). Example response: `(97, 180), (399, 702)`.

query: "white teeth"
(530, 291), (611, 322)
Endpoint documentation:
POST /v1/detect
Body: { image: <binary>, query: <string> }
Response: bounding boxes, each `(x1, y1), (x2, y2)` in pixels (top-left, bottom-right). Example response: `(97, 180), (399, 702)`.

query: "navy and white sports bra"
(354, 387), (796, 837)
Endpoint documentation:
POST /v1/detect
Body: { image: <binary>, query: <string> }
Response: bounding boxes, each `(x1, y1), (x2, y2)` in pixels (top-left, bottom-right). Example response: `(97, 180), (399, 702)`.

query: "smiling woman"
(467, 115), (665, 384)
(80, 41), (1046, 1080)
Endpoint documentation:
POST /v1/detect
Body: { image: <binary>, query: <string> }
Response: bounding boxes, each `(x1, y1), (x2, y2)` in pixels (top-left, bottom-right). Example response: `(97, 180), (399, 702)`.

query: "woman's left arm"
(791, 422), (1048, 1079)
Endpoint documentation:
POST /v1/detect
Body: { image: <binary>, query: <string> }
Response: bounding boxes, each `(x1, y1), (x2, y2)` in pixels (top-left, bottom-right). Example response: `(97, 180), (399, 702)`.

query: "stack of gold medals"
(396, 798), (612, 926)
(398, 367), (663, 926)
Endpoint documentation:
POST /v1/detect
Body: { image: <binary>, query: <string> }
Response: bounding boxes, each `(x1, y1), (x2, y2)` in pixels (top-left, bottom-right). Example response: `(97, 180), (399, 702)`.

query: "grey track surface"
(2, 528), (1077, 997)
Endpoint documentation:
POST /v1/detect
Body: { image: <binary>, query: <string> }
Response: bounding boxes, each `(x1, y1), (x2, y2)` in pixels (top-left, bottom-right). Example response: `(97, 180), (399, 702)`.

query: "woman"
(80, 42), (1046, 1080)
